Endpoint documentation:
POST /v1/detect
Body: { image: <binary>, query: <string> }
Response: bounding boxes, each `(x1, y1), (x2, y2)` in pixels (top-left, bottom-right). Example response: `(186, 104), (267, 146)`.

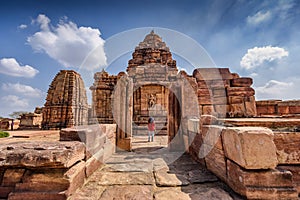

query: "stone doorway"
(132, 84), (169, 137)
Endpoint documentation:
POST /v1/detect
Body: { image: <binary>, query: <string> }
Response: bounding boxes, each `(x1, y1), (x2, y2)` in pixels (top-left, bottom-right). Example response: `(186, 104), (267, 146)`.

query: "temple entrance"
(132, 84), (169, 136)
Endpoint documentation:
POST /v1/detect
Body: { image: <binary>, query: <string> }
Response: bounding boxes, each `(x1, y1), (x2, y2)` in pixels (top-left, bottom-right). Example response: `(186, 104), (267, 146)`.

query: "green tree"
(9, 111), (29, 119)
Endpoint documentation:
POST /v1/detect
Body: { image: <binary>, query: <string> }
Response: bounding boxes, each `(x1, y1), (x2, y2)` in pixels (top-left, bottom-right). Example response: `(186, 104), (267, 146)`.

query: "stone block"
(212, 96), (227, 105)
(202, 105), (215, 115)
(226, 159), (298, 200)
(63, 161), (86, 196)
(212, 88), (226, 97)
(0, 186), (14, 198)
(0, 141), (85, 168)
(231, 77), (253, 87)
(197, 88), (210, 96)
(200, 114), (219, 126)
(205, 145), (227, 182)
(229, 103), (246, 117)
(222, 127), (278, 169)
(198, 96), (212, 105)
(227, 87), (255, 97)
(85, 150), (104, 177)
(277, 165), (300, 193)
(1, 169), (25, 187)
(245, 97), (257, 117)
(214, 104), (228, 117)
(8, 192), (66, 200)
(228, 96), (243, 104)
(193, 68), (233, 81)
(274, 132), (300, 164)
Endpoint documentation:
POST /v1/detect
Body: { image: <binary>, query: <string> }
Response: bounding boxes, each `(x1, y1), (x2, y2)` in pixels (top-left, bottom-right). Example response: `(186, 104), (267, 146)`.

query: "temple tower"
(42, 70), (88, 129)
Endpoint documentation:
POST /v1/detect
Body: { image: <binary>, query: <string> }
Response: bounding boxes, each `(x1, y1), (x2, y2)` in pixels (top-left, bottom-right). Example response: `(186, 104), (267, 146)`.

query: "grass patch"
(0, 131), (9, 138)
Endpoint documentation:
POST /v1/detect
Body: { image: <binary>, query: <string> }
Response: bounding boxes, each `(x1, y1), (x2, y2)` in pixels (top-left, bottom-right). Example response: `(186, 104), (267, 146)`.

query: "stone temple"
(1, 31), (300, 199)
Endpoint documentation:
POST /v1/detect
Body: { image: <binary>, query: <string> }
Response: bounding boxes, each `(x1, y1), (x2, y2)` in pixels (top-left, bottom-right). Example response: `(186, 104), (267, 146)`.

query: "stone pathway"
(70, 136), (244, 200)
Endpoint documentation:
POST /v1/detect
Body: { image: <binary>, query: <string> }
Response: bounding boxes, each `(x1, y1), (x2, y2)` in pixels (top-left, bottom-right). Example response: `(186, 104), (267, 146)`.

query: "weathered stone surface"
(154, 188), (190, 200)
(277, 165), (300, 193)
(68, 181), (106, 200)
(99, 185), (152, 200)
(227, 87), (255, 97)
(189, 188), (233, 200)
(85, 151), (103, 177)
(94, 171), (154, 185)
(274, 131), (300, 164)
(63, 161), (86, 196)
(205, 145), (227, 182)
(0, 141), (85, 168)
(1, 169), (25, 187)
(187, 169), (218, 183)
(154, 171), (189, 186)
(8, 192), (66, 200)
(226, 160), (298, 200)
(222, 127), (278, 169)
(231, 77), (253, 87)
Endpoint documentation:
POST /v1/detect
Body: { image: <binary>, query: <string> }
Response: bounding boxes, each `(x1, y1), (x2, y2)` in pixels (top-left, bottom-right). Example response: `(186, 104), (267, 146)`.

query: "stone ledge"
(0, 141), (85, 168)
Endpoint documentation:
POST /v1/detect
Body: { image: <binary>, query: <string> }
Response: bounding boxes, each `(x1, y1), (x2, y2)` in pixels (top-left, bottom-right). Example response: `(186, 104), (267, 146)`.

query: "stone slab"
(99, 185), (152, 200)
(222, 127), (278, 169)
(154, 171), (189, 186)
(94, 172), (154, 185)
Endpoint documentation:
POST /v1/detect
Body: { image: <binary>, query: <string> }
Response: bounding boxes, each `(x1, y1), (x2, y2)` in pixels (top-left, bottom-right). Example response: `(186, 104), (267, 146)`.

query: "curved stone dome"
(42, 70), (88, 129)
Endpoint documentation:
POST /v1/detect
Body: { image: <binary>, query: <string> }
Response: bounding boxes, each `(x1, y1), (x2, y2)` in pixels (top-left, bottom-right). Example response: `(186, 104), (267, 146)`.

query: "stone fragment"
(99, 185), (152, 200)
(222, 127), (278, 169)
(154, 171), (189, 186)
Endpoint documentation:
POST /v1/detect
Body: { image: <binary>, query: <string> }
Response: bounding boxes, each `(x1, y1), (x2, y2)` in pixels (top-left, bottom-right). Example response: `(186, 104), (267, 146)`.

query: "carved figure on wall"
(148, 94), (156, 108)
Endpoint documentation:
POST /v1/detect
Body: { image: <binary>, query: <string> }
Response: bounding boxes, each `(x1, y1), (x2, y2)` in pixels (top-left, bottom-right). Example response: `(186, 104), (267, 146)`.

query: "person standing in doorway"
(148, 117), (155, 142)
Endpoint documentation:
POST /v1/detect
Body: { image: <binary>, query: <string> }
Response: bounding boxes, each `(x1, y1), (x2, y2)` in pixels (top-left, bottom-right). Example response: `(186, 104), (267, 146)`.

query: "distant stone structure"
(18, 107), (43, 130)
(42, 70), (89, 129)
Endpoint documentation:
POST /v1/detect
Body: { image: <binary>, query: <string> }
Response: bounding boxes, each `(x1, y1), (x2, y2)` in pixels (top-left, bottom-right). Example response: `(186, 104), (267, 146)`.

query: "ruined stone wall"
(256, 100), (300, 117)
(18, 113), (42, 130)
(42, 70), (88, 129)
(188, 117), (300, 199)
(89, 71), (121, 124)
(0, 124), (116, 200)
(193, 68), (257, 118)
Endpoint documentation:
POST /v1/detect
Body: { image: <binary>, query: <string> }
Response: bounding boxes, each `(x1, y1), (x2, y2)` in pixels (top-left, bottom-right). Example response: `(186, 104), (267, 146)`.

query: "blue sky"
(0, 0), (300, 117)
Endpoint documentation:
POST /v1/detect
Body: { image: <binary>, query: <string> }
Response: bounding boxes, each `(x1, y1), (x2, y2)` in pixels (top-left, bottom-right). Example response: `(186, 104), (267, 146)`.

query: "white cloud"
(2, 83), (43, 98)
(240, 46), (288, 70)
(27, 14), (107, 70)
(18, 24), (27, 29)
(1, 95), (29, 108)
(254, 79), (300, 100)
(247, 11), (272, 26)
(0, 58), (39, 78)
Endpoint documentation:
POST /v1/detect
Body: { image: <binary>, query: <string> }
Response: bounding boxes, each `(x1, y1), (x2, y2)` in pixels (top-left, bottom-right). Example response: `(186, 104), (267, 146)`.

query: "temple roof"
(136, 30), (170, 51)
